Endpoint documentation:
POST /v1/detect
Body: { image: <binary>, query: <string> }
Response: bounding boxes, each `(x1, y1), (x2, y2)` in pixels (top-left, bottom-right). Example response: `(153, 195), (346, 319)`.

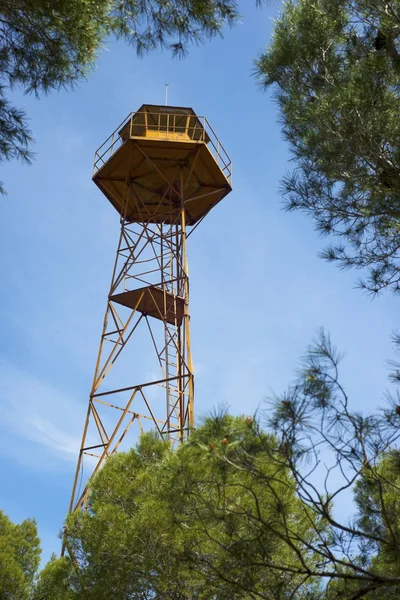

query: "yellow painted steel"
(67, 104), (232, 518)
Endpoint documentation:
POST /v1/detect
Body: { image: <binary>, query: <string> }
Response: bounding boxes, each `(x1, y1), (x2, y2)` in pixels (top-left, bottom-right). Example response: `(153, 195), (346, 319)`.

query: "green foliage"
(323, 451), (400, 599)
(32, 555), (76, 600)
(355, 451), (400, 574)
(34, 380), (400, 598)
(0, 509), (41, 600)
(265, 329), (400, 598)
(43, 416), (316, 599)
(257, 0), (400, 294)
(170, 413), (320, 599)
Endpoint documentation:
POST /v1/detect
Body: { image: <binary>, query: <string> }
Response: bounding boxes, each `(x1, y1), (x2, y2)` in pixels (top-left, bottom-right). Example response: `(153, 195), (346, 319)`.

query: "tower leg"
(69, 209), (194, 512)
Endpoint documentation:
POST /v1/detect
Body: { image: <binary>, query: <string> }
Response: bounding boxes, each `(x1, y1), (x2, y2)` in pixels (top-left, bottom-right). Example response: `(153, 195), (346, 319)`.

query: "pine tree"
(257, 0), (400, 294)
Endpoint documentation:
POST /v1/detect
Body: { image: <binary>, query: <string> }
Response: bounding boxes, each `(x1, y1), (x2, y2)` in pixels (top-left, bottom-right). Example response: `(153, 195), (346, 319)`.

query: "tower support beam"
(70, 209), (193, 511)
(68, 104), (231, 514)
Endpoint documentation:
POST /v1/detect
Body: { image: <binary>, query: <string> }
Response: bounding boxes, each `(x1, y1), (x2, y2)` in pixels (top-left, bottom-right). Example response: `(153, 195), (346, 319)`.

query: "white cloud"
(0, 359), (83, 466)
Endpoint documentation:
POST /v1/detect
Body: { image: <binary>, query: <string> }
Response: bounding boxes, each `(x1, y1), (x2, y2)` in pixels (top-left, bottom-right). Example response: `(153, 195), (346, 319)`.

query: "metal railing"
(93, 110), (232, 183)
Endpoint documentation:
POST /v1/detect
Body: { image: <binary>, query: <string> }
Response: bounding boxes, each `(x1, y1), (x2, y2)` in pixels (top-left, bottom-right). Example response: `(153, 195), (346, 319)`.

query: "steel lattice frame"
(70, 171), (194, 513)
(68, 105), (231, 514)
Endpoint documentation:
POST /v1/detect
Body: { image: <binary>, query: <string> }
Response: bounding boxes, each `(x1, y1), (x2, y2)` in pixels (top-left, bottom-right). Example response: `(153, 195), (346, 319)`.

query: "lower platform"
(110, 285), (185, 326)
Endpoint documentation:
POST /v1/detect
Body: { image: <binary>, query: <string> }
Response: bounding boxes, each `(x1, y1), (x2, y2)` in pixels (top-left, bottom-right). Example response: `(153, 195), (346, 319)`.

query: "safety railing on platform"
(93, 110), (232, 184)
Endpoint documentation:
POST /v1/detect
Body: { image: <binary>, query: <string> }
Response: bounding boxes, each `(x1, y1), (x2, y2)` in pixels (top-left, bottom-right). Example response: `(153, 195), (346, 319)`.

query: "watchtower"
(69, 104), (232, 511)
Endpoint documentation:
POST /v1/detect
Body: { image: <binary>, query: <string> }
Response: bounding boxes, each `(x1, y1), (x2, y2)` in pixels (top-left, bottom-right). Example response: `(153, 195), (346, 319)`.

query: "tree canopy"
(139, 333), (400, 599)
(33, 375), (400, 600)
(257, 0), (400, 294)
(4, 381), (400, 600)
(36, 415), (318, 599)
(0, 509), (41, 600)
(267, 330), (400, 597)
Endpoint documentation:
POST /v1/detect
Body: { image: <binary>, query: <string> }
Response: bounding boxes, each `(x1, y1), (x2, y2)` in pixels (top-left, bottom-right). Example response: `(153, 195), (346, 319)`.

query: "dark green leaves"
(45, 417), (312, 599)
(257, 0), (400, 294)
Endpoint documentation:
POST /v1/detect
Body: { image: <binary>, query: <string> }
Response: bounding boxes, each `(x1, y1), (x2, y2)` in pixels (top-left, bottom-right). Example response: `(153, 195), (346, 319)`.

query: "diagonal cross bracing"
(68, 105), (232, 517)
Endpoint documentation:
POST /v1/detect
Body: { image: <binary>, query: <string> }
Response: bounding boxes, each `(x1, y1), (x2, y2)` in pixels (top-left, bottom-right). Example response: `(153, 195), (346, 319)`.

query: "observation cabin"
(93, 104), (232, 225)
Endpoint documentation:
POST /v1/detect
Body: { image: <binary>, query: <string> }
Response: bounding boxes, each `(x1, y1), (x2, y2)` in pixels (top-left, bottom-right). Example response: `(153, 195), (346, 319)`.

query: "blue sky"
(0, 1), (399, 563)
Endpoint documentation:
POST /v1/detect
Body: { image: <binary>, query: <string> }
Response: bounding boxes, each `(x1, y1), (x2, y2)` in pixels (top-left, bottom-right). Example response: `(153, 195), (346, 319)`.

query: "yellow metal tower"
(69, 105), (232, 511)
